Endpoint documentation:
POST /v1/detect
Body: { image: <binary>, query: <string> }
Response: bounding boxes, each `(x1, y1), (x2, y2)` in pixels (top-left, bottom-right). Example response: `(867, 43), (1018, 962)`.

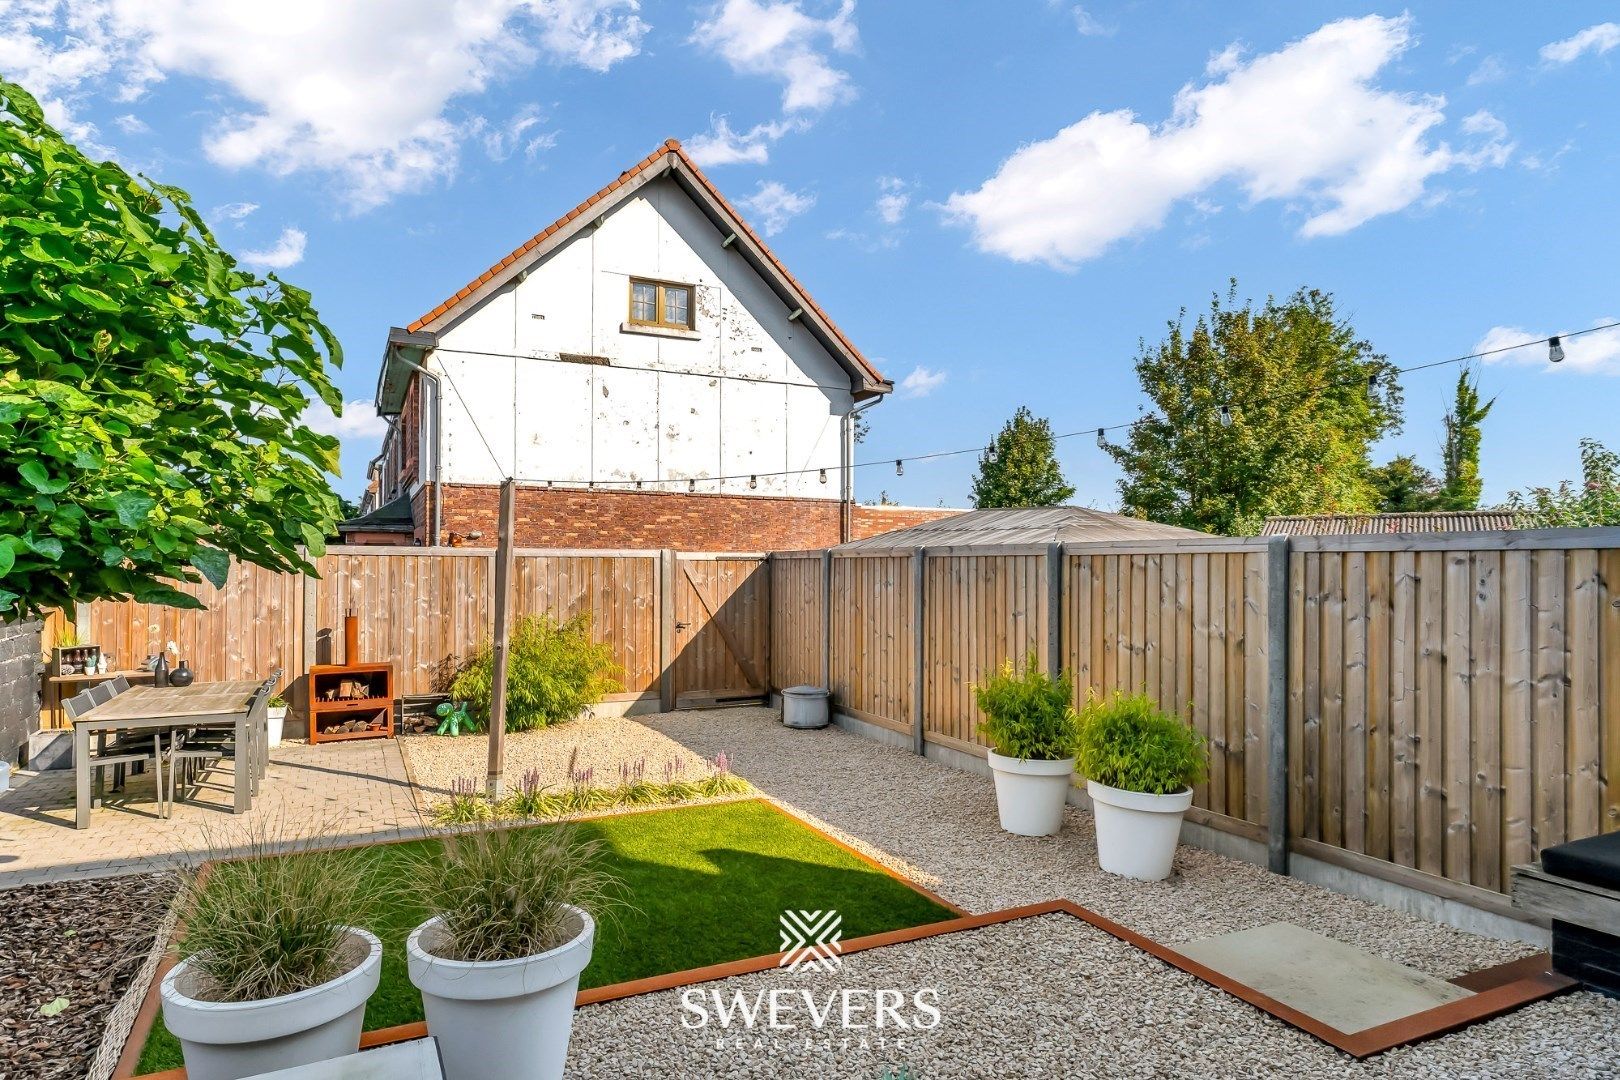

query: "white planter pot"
(267, 706), (287, 748)
(407, 906), (596, 1080)
(986, 750), (1075, 836)
(1086, 780), (1193, 881)
(160, 926), (382, 1080)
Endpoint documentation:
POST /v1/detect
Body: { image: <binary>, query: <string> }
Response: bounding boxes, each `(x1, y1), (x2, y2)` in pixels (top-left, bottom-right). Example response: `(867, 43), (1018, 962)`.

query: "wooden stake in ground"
(486, 478), (517, 800)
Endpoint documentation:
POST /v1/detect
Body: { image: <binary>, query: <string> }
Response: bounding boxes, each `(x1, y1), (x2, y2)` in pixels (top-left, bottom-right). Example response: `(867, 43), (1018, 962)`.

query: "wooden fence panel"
(770, 554), (824, 691)
(829, 554), (913, 734)
(1064, 544), (1270, 828)
(921, 552), (1046, 755)
(81, 559), (304, 687)
(1294, 538), (1619, 895)
(512, 554), (659, 699)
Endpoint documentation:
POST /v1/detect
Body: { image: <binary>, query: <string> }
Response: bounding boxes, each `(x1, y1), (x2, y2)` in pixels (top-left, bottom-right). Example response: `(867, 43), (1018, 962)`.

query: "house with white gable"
(345, 139), (957, 549)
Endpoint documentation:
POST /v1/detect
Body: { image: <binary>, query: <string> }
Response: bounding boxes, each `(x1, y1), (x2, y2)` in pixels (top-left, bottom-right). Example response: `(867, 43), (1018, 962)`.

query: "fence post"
(912, 547), (926, 756)
(485, 478), (516, 801)
(819, 550), (832, 691)
(1266, 535), (1291, 875)
(658, 548), (677, 713)
(300, 548), (316, 735)
(1046, 543), (1063, 676)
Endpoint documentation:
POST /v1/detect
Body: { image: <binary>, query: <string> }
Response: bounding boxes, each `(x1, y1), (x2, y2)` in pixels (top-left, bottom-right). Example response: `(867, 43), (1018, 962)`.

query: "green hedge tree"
(1506, 439), (1620, 528)
(972, 406), (1076, 508)
(0, 77), (346, 619)
(1437, 369), (1495, 510)
(1107, 284), (1402, 535)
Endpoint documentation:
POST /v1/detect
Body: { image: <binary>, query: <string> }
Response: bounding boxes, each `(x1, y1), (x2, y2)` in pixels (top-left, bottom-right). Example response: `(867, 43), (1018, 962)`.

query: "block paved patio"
(0, 738), (424, 889)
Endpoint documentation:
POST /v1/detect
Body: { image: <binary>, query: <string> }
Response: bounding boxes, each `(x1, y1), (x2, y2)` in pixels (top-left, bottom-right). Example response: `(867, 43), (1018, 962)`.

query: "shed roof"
(1261, 511), (1527, 536)
(335, 493), (416, 535)
(833, 507), (1208, 551)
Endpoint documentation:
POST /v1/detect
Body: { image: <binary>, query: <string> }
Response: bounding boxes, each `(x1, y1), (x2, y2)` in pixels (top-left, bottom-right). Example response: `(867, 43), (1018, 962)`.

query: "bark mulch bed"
(0, 874), (177, 1080)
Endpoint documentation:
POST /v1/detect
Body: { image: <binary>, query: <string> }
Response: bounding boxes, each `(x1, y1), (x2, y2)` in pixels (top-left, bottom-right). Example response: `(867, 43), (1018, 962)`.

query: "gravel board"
(566, 913), (1620, 1079)
(400, 713), (719, 811)
(0, 874), (176, 1080)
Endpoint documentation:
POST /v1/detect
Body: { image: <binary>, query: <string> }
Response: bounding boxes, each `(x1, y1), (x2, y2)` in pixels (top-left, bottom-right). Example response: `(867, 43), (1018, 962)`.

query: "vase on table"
(153, 654), (170, 688)
(170, 660), (195, 688)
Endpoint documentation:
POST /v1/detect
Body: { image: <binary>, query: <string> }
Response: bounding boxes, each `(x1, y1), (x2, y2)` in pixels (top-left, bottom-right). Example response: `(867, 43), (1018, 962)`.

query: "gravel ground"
(399, 713), (718, 812)
(0, 874), (176, 1080)
(569, 705), (1620, 1077)
(567, 913), (1620, 1080)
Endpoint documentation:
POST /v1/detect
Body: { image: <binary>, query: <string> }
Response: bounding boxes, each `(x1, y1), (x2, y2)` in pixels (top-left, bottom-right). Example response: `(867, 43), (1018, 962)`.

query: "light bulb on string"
(1096, 428), (1107, 449)
(895, 460), (904, 476)
(1218, 405), (1232, 427)
(818, 468), (828, 484)
(1549, 336), (1565, 363)
(748, 475), (758, 490)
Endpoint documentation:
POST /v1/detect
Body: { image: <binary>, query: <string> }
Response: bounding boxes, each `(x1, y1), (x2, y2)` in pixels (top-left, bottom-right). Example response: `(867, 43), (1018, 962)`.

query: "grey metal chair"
(109, 675), (131, 694)
(64, 690), (166, 817)
(87, 681), (115, 706)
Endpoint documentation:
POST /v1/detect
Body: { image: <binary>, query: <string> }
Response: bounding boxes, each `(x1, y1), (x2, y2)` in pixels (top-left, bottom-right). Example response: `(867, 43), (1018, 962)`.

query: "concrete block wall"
(0, 619), (41, 765)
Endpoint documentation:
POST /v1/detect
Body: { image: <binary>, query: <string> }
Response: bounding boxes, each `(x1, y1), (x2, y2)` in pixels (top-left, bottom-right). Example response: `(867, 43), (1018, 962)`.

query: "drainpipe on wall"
(393, 352), (443, 547)
(840, 396), (881, 544)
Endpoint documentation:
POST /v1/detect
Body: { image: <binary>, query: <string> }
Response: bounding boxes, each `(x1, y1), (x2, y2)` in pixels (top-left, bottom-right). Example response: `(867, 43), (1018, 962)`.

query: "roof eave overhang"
(375, 327), (439, 417)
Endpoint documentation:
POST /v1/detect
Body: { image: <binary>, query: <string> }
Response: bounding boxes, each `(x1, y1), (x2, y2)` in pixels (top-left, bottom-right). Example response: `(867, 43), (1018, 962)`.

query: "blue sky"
(6, 2), (1618, 509)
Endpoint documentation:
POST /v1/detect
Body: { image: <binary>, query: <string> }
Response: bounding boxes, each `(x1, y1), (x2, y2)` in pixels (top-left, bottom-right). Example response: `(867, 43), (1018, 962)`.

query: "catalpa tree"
(0, 77), (345, 619)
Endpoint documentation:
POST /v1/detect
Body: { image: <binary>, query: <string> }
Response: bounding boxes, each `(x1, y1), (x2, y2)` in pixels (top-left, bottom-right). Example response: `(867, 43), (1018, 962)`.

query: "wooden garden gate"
(663, 553), (771, 709)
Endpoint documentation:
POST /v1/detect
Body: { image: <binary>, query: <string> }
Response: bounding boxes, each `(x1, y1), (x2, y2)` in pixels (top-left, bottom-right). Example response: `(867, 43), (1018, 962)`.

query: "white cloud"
(1541, 23), (1620, 65)
(685, 115), (804, 167)
(1477, 320), (1620, 375)
(114, 112), (148, 134)
(1069, 6), (1112, 37)
(941, 15), (1513, 269)
(898, 365), (946, 397)
(1, 1), (648, 210)
(691, 0), (858, 113)
(240, 227), (307, 270)
(875, 175), (911, 224)
(1466, 54), (1507, 86)
(209, 200), (259, 224)
(471, 105), (557, 161)
(739, 180), (814, 234)
(302, 398), (390, 440)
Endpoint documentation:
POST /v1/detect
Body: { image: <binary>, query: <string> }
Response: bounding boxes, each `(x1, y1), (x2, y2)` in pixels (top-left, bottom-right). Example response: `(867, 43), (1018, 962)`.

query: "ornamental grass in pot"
(1074, 693), (1208, 881)
(159, 830), (382, 1080)
(404, 822), (627, 1080)
(975, 656), (1081, 837)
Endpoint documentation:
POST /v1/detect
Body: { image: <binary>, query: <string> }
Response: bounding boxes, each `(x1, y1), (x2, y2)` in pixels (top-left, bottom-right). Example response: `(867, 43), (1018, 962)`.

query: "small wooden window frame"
(627, 277), (695, 331)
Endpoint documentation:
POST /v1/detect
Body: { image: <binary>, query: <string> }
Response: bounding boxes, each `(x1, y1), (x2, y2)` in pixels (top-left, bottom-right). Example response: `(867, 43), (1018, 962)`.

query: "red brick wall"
(364, 485), (967, 550)
(424, 484), (845, 550)
(849, 504), (965, 540)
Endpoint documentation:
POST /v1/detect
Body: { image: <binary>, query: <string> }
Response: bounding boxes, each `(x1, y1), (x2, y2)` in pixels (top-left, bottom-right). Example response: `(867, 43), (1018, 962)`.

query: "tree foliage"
(1369, 454), (1441, 513)
(1437, 369), (1494, 510)
(971, 406), (1076, 508)
(1506, 439), (1620, 528)
(450, 613), (622, 733)
(0, 77), (345, 619)
(1107, 284), (1402, 535)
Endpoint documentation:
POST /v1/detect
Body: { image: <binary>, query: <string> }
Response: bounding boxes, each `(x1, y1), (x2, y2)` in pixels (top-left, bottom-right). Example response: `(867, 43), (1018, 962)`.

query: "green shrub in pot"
(403, 823), (631, 1080)
(974, 656), (1080, 762)
(1073, 692), (1208, 881)
(1073, 692), (1207, 795)
(159, 828), (384, 1080)
(974, 656), (1080, 836)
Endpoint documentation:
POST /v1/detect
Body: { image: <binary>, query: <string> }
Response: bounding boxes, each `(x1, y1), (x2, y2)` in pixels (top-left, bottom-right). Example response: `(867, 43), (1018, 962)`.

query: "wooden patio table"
(71, 679), (262, 829)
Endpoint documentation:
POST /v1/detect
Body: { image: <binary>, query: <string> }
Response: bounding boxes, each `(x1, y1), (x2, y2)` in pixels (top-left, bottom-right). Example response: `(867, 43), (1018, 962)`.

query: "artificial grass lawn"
(137, 799), (956, 1073)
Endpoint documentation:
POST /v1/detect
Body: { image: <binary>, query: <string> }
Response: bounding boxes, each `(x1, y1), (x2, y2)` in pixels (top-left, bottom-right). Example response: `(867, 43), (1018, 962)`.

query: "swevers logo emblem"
(778, 909), (843, 973)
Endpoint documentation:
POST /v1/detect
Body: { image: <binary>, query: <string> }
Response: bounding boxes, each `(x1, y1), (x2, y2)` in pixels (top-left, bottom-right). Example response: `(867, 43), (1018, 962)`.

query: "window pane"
(632, 282), (657, 322)
(663, 286), (690, 327)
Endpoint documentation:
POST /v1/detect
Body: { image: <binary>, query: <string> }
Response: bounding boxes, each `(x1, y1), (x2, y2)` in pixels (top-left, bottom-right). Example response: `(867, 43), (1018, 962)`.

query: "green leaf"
(112, 492), (157, 528)
(0, 543), (14, 576)
(298, 521), (327, 559)
(18, 460), (69, 494)
(189, 546), (230, 589)
(60, 283), (120, 312)
(25, 535), (64, 561)
(130, 580), (204, 608)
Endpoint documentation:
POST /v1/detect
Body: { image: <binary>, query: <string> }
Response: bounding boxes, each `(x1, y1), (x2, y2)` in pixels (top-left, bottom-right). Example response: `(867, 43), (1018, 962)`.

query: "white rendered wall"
(427, 175), (855, 497)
